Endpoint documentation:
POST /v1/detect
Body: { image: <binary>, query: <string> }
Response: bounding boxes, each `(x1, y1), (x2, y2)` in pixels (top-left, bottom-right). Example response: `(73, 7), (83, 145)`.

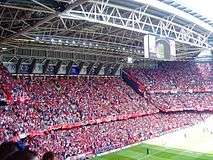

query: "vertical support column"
(86, 62), (95, 75)
(15, 58), (23, 74)
(28, 59), (36, 74)
(104, 64), (111, 75)
(43, 59), (50, 74)
(66, 61), (73, 75)
(111, 64), (121, 75)
(78, 61), (84, 74)
(54, 60), (62, 75)
(94, 63), (103, 75)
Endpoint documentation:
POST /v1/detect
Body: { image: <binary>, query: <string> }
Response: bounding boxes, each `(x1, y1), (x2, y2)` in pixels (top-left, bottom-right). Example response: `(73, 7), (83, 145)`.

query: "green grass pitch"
(92, 143), (213, 160)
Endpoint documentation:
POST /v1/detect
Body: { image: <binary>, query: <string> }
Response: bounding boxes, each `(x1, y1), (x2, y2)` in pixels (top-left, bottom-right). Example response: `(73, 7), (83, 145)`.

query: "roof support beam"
(66, 61), (73, 75)
(43, 59), (50, 74)
(61, 0), (210, 48)
(0, 0), (88, 43)
(104, 64), (111, 75)
(86, 62), (95, 75)
(15, 58), (23, 74)
(32, 0), (56, 13)
(0, 4), (54, 13)
(28, 59), (37, 74)
(111, 64), (121, 75)
(134, 0), (213, 32)
(78, 61), (84, 73)
(54, 60), (62, 74)
(56, 0), (78, 3)
(94, 63), (103, 75)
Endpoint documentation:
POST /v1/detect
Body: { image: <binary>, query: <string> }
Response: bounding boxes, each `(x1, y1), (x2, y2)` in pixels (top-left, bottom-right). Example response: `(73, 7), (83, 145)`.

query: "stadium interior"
(0, 0), (212, 160)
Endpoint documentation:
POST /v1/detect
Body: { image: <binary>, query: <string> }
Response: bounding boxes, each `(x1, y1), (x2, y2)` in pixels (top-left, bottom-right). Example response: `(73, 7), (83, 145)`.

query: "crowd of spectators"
(128, 62), (213, 91)
(0, 62), (212, 159)
(0, 64), (14, 103)
(0, 141), (55, 160)
(127, 61), (213, 112)
(0, 76), (158, 136)
(27, 112), (209, 159)
(151, 93), (213, 112)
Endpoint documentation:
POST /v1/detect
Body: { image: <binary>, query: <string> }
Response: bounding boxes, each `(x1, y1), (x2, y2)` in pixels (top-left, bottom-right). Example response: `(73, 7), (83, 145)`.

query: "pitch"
(92, 143), (213, 160)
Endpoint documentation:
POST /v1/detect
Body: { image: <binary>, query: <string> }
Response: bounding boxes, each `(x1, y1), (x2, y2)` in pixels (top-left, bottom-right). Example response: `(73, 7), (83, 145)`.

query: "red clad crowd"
(151, 93), (213, 112)
(0, 65), (14, 103)
(28, 112), (210, 159)
(0, 61), (212, 159)
(128, 62), (213, 112)
(0, 76), (158, 134)
(128, 62), (213, 91)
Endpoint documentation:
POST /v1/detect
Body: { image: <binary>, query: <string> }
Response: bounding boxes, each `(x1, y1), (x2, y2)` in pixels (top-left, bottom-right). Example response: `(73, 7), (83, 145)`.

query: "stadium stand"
(0, 62), (212, 159)
(127, 62), (213, 91)
(126, 62), (213, 112)
(0, 0), (213, 159)
(27, 112), (208, 159)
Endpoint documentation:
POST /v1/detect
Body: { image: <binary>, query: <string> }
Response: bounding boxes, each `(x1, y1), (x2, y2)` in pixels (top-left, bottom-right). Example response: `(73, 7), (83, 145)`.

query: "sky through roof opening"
(175, 0), (213, 21)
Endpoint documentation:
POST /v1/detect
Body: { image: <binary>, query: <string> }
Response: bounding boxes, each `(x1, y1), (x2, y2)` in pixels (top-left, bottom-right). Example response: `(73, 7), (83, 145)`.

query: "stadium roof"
(0, 0), (212, 69)
(161, 0), (213, 27)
